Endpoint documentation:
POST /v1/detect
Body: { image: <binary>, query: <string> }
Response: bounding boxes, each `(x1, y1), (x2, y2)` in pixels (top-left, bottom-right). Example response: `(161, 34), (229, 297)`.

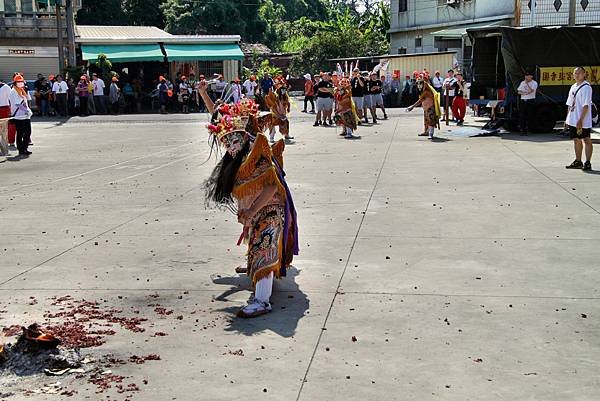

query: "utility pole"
(65, 0), (76, 67)
(55, 0), (65, 73)
(568, 0), (577, 26)
(530, 0), (536, 26)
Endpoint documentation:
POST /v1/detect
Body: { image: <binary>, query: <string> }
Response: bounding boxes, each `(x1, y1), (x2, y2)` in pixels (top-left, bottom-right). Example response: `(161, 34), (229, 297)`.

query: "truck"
(467, 26), (600, 133)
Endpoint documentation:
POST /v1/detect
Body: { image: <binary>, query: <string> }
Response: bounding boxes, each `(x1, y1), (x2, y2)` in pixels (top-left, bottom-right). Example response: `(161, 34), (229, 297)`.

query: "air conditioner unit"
(446, 0), (459, 6)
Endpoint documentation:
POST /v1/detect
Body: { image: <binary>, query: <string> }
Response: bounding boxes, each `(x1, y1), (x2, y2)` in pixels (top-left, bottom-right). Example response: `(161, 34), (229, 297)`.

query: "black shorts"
(568, 125), (591, 139)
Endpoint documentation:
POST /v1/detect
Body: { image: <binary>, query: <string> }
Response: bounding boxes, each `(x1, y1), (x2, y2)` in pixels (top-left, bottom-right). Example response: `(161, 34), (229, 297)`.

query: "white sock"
(428, 127), (434, 138)
(254, 272), (274, 303)
(346, 128), (353, 136)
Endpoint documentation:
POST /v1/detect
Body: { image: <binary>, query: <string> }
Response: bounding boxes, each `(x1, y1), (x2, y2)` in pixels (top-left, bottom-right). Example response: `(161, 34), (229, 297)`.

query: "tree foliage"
(77, 0), (167, 28)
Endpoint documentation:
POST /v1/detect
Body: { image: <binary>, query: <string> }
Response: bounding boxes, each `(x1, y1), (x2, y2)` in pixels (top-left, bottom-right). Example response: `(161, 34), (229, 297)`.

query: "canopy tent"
(163, 44), (244, 61)
(81, 44), (165, 63)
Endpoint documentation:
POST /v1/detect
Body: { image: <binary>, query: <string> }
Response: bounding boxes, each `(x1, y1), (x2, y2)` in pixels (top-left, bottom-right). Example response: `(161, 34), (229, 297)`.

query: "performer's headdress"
(207, 99), (259, 143)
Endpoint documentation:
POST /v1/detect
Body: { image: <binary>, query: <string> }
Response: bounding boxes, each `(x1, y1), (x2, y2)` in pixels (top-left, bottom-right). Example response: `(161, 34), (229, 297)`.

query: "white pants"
(255, 272), (274, 303)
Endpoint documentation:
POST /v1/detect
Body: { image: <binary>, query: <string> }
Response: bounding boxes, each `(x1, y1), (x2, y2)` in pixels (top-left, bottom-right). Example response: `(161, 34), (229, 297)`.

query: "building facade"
(0, 0), (80, 80)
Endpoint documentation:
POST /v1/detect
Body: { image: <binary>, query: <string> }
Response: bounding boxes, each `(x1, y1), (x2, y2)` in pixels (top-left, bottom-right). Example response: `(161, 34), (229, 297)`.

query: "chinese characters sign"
(539, 66), (600, 86)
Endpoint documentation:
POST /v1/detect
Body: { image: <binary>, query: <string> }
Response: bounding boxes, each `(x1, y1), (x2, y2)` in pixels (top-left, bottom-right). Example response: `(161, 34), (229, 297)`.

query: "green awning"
(82, 44), (165, 63)
(163, 44), (244, 61)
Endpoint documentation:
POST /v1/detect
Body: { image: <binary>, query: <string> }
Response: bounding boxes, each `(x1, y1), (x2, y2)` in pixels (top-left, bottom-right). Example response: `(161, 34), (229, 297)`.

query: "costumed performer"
(334, 78), (359, 139)
(406, 74), (441, 140)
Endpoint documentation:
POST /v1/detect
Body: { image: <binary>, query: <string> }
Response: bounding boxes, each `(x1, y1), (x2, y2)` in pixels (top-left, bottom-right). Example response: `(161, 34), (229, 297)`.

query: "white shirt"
(432, 76), (444, 89)
(443, 77), (457, 96)
(243, 80), (257, 96)
(92, 78), (105, 96)
(517, 80), (538, 100)
(52, 81), (69, 94)
(0, 83), (11, 106)
(566, 81), (593, 128)
(9, 88), (32, 120)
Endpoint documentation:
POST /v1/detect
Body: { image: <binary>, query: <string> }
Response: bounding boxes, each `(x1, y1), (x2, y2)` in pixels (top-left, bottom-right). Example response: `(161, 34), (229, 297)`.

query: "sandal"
(237, 297), (272, 318)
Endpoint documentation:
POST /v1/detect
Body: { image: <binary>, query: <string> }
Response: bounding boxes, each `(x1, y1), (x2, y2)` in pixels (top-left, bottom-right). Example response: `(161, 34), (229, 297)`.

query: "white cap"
(304, 73), (311, 80)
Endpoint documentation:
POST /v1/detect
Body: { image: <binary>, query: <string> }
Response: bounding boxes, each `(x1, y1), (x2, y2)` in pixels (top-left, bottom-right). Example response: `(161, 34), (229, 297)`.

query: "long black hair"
(204, 140), (250, 212)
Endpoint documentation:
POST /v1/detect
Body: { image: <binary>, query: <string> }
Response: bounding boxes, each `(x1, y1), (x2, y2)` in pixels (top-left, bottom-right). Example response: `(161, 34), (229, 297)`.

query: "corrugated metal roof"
(76, 25), (173, 40)
(76, 26), (241, 44)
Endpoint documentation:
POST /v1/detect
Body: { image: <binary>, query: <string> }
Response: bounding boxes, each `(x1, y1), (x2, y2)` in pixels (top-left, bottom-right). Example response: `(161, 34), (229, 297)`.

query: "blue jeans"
(40, 99), (48, 116)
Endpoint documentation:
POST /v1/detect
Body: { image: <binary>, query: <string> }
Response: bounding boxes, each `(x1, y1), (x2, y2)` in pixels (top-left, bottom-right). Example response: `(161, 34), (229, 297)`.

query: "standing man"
(390, 73), (401, 107)
(52, 74), (69, 117)
(432, 71), (444, 93)
(451, 72), (467, 126)
(517, 71), (538, 135)
(92, 73), (106, 114)
(369, 72), (388, 120)
(9, 74), (33, 156)
(243, 75), (258, 100)
(260, 73), (274, 96)
(350, 67), (365, 122)
(302, 73), (315, 113)
(442, 70), (457, 120)
(565, 67), (593, 171)
(314, 72), (334, 127)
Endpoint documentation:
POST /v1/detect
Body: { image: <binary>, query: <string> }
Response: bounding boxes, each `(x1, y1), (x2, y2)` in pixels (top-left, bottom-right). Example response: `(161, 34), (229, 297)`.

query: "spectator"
(401, 74), (411, 107)
(215, 75), (227, 100)
(363, 72), (373, 124)
(314, 72), (334, 127)
(230, 77), (243, 103)
(517, 71), (538, 135)
(243, 75), (258, 100)
(188, 73), (198, 111)
(92, 73), (106, 114)
(0, 78), (11, 141)
(9, 74), (33, 157)
(350, 68), (366, 124)
(132, 78), (142, 113)
(369, 72), (388, 120)
(109, 76), (121, 114)
(34, 73), (44, 114)
(442, 70), (457, 120)
(260, 72), (274, 96)
(302, 73), (315, 113)
(75, 75), (90, 116)
(37, 76), (51, 117)
(565, 67), (593, 171)
(52, 74), (68, 117)
(432, 71), (444, 93)
(381, 75), (392, 107)
(158, 76), (169, 114)
(122, 82), (134, 113)
(390, 73), (401, 107)
(67, 77), (76, 115)
(451, 72), (467, 126)
(196, 74), (206, 112)
(179, 75), (191, 113)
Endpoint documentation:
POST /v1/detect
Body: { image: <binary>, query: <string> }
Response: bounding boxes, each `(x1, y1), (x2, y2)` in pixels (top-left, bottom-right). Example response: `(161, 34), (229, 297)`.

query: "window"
(398, 47), (407, 55)
(415, 37), (422, 48)
(21, 0), (33, 12)
(399, 0), (407, 12)
(4, 0), (17, 13)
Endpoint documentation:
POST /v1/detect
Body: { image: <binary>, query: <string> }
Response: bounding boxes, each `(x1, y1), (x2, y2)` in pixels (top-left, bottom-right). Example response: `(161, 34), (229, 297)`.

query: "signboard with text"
(539, 66), (600, 86)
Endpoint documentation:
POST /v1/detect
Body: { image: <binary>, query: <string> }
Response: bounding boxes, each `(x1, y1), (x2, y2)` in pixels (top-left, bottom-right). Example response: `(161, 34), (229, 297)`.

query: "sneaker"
(237, 297), (272, 318)
(301, 109), (307, 113)
(383, 114), (388, 119)
(457, 120), (464, 126)
(583, 161), (592, 171)
(566, 160), (583, 169)
(364, 118), (369, 124)
(328, 119), (333, 125)
(309, 110), (315, 114)
(322, 121), (329, 127)
(313, 122), (320, 127)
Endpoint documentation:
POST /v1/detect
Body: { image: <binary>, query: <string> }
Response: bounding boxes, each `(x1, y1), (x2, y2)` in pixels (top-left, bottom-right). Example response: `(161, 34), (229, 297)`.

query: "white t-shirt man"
(566, 80), (593, 128)
(52, 80), (69, 95)
(9, 89), (32, 120)
(443, 76), (457, 96)
(92, 78), (105, 96)
(432, 75), (444, 89)
(0, 82), (11, 106)
(243, 79), (257, 98)
(517, 79), (538, 100)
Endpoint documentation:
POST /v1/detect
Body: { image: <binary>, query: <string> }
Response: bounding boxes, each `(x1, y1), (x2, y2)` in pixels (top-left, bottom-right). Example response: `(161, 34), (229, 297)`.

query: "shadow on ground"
(212, 267), (309, 338)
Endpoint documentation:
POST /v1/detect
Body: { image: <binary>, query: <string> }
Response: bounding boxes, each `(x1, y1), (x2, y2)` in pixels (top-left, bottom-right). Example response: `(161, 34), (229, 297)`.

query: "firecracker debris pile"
(0, 295), (165, 399)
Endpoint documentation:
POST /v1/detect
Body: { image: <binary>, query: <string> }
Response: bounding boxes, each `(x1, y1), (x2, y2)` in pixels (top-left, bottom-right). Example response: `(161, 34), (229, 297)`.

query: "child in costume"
(407, 74), (441, 140)
(199, 81), (299, 318)
(334, 78), (359, 139)
(263, 75), (293, 143)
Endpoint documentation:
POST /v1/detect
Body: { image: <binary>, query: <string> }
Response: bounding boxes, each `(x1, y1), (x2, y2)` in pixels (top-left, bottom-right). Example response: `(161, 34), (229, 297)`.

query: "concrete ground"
(1, 104), (599, 401)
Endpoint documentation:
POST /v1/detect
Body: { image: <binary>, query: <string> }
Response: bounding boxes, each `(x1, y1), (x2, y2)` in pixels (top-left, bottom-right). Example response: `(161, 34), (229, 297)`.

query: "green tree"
(76, 0), (128, 25)
(125, 0), (167, 28)
(161, 0), (266, 42)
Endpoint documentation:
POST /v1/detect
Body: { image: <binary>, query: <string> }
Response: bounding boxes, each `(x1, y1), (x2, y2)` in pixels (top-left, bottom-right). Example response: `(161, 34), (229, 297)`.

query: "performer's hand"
(576, 120), (583, 130)
(198, 80), (208, 93)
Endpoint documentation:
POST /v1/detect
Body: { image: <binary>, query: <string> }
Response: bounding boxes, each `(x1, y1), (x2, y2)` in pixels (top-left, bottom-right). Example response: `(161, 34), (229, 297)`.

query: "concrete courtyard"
(1, 105), (599, 400)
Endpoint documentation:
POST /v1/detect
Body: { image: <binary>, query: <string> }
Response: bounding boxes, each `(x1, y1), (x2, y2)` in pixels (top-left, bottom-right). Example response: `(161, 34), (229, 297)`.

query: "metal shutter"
(0, 57), (59, 81)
